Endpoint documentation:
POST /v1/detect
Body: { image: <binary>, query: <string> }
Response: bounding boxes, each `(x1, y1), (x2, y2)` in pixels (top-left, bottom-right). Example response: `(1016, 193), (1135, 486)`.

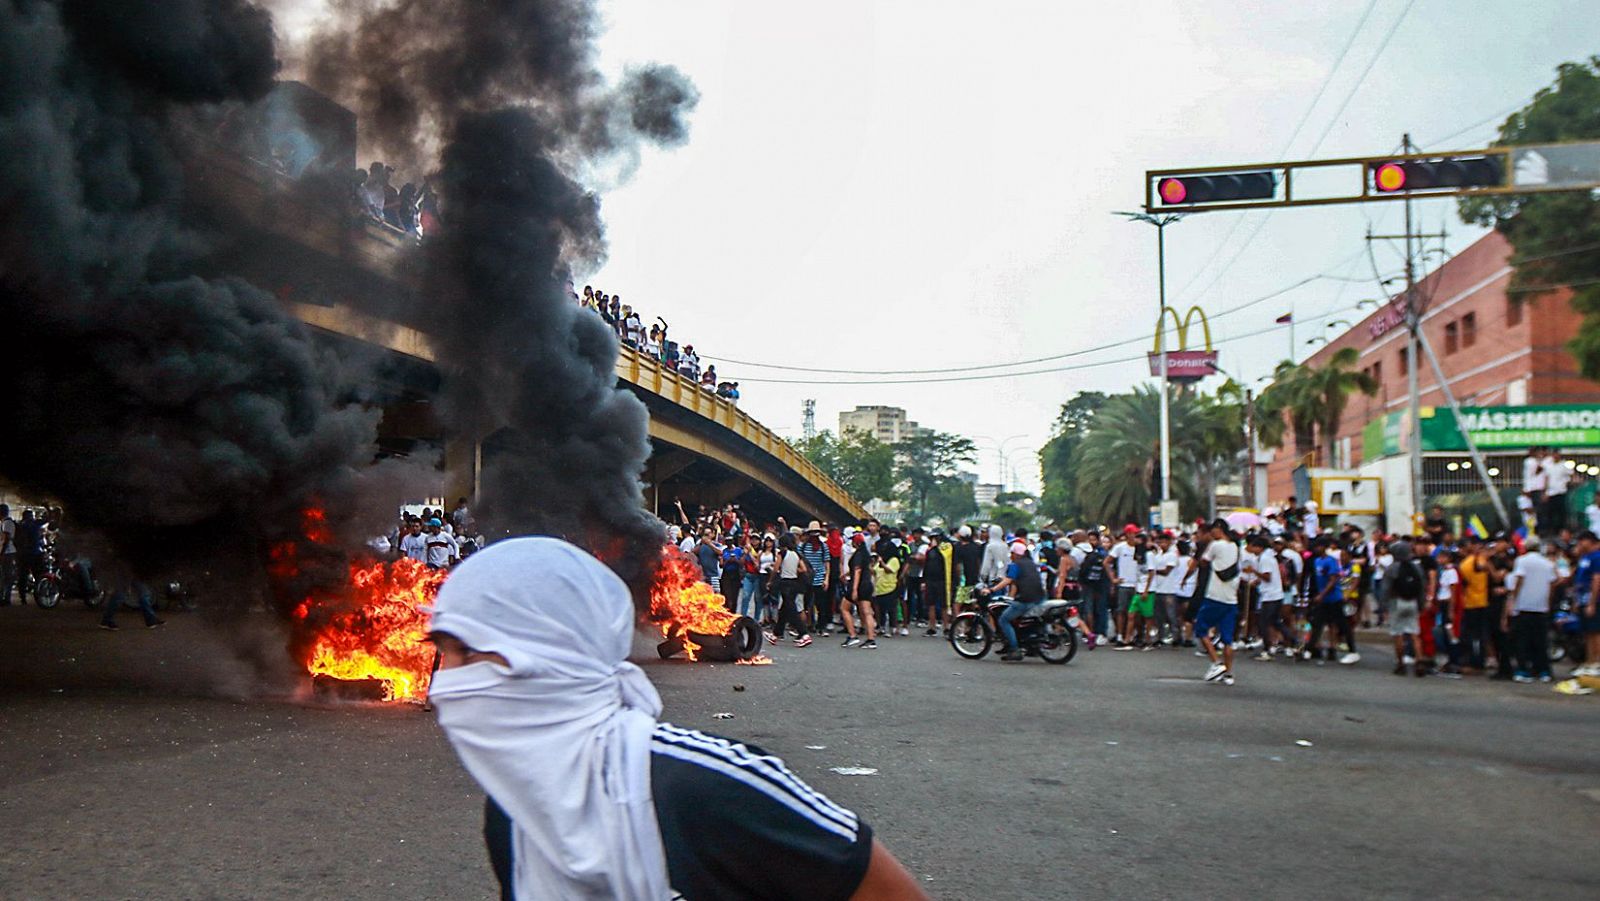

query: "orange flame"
(735, 654), (774, 666)
(301, 557), (447, 701)
(649, 549), (738, 661)
(279, 505), (448, 702)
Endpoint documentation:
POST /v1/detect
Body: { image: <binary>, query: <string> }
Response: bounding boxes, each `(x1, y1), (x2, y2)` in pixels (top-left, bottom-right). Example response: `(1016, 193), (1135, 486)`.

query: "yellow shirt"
(1459, 554), (1490, 609)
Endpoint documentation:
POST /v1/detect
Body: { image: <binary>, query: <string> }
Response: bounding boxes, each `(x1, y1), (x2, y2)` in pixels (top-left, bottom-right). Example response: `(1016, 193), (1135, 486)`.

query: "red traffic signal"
(1371, 155), (1505, 193)
(1155, 170), (1276, 206)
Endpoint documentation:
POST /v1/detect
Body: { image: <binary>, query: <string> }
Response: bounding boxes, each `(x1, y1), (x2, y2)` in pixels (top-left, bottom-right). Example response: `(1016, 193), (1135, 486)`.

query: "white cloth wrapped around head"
(428, 536), (671, 900)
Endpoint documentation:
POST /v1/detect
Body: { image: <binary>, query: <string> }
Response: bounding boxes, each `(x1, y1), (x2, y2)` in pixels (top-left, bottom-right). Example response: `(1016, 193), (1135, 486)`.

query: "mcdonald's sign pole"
(1117, 211), (1184, 519)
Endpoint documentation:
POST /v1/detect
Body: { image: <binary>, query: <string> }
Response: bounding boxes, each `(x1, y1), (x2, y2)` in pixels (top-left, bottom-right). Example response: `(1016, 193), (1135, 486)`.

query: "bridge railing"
(614, 347), (864, 519)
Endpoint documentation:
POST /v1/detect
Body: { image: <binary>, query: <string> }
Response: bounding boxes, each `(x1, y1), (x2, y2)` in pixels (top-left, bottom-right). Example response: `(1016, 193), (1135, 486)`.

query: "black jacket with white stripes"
(484, 724), (874, 901)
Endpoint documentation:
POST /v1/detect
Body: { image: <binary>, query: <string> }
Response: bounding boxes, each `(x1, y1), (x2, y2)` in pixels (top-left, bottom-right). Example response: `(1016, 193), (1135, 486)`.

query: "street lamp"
(1115, 210), (1184, 521)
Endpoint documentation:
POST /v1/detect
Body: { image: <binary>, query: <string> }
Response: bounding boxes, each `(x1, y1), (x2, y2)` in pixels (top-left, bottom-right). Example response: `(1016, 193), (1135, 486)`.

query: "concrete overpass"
(179, 92), (864, 524)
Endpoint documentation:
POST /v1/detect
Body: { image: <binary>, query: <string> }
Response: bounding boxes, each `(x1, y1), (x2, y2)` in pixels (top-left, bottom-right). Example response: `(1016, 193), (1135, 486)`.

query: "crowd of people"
(574, 286), (740, 402)
(349, 161), (439, 238)
(667, 495), (1599, 686)
(378, 498), (482, 570)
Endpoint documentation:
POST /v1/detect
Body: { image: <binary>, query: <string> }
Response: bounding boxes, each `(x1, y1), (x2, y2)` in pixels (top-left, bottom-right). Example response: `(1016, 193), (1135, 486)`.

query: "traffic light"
(1371, 155), (1505, 193)
(1156, 170), (1276, 205)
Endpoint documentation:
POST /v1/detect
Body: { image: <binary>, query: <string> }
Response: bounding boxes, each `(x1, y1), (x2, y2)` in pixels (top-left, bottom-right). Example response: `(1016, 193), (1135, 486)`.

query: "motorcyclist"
(979, 541), (1047, 662)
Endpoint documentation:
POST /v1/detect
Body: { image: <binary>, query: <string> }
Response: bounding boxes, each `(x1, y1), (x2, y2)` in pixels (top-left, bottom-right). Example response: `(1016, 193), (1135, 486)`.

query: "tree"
(986, 503), (1033, 534)
(924, 475), (978, 529)
(1459, 58), (1600, 378)
(893, 431), (978, 524)
(1255, 359), (1317, 460)
(1303, 347), (1378, 463)
(1038, 391), (1107, 523)
(1256, 348), (1376, 465)
(1072, 385), (1209, 526)
(792, 430), (896, 502)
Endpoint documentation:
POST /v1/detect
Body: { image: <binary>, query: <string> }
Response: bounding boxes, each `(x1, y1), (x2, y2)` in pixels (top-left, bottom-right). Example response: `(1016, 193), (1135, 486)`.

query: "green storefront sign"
(1362, 404), (1600, 458)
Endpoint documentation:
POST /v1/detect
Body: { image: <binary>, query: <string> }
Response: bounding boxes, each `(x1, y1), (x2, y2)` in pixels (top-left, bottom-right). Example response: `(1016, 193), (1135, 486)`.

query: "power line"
(700, 264), (1367, 376)
(733, 318), (1302, 386)
(1170, 0), (1381, 302)
(1178, 0), (1416, 310)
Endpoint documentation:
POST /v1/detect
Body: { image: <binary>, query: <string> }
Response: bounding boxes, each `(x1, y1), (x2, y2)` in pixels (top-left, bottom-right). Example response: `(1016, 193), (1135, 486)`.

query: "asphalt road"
(3, 605), (1599, 900)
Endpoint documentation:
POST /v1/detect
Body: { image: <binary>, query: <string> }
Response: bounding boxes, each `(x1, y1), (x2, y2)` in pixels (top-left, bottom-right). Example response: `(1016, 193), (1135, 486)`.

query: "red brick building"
(1264, 230), (1600, 516)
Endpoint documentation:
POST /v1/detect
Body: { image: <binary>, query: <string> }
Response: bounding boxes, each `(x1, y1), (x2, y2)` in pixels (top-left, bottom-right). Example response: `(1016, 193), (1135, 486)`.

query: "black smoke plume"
(301, 0), (699, 598)
(0, 1), (382, 588)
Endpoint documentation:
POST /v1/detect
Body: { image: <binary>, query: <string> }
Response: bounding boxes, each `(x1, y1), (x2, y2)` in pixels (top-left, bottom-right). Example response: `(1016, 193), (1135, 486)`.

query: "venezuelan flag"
(1467, 514), (1489, 538)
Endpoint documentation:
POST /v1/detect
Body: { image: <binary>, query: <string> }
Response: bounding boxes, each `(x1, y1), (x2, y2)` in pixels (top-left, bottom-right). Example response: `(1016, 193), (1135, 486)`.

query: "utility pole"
(802, 399), (816, 440)
(1368, 134), (1509, 531)
(1244, 387), (1258, 509)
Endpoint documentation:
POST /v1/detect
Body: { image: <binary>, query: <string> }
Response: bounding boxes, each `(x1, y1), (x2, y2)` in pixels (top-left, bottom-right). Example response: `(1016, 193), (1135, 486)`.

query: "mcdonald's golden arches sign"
(1148, 305), (1218, 384)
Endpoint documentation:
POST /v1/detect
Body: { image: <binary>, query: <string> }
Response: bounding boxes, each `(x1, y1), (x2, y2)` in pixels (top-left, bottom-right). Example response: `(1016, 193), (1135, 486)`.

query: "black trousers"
(1488, 597), (1512, 674)
(1307, 602), (1356, 653)
(805, 582), (832, 629)
(1512, 612), (1550, 677)
(774, 578), (808, 637)
(1461, 607), (1491, 669)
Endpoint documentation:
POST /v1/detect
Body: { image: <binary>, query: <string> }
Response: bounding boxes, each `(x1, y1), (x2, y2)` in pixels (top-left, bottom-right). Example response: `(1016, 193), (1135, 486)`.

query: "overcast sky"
(582, 0), (1600, 493)
(281, 1), (1600, 494)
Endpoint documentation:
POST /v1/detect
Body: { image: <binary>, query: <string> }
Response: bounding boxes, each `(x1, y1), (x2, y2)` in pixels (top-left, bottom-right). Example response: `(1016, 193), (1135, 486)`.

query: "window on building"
(1462, 312), (1477, 348)
(1398, 345), (1409, 375)
(1444, 321), (1459, 354)
(1371, 360), (1382, 387)
(1507, 296), (1523, 327)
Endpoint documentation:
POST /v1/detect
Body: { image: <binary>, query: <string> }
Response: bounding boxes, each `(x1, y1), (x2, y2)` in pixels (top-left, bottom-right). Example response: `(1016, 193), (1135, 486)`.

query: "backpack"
(1391, 560), (1424, 600)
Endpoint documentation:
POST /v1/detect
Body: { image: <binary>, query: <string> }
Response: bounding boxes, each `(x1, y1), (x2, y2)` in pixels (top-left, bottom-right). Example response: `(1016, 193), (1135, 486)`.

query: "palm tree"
(1256, 359), (1319, 463)
(1072, 385), (1206, 524)
(1254, 349), (1378, 466)
(1303, 346), (1379, 464)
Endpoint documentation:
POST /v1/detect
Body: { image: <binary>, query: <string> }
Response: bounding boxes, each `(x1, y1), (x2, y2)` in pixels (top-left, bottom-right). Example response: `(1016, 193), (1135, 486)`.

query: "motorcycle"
(29, 540), (103, 610)
(1551, 600), (1587, 666)
(948, 585), (1079, 664)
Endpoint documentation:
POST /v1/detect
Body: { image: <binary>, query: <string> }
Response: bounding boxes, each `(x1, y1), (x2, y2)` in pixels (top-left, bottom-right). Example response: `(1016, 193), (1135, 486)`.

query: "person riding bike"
(979, 541), (1047, 662)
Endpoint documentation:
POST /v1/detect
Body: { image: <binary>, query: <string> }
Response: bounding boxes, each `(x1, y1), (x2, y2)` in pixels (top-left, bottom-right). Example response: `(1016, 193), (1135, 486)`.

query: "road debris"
(712, 712), (735, 720)
(829, 766), (878, 776)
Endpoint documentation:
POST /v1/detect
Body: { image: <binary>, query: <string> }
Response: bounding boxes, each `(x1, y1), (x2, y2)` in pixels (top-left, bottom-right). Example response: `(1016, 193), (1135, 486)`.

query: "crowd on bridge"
(350, 161), (438, 238)
(573, 285), (740, 403)
(669, 495), (1600, 687)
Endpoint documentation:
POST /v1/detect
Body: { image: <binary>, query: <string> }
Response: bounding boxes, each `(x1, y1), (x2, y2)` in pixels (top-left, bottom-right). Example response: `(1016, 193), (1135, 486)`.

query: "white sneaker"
(1338, 652), (1360, 666)
(898, 626), (909, 636)
(1204, 662), (1226, 682)
(1402, 655), (1416, 666)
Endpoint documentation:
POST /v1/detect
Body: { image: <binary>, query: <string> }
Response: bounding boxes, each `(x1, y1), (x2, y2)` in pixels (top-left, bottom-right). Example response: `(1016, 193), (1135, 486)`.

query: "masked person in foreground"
(428, 537), (928, 901)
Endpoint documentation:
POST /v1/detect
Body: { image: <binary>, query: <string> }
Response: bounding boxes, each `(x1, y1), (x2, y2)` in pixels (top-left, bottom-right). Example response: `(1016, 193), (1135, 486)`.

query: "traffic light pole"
(1118, 211), (1183, 523)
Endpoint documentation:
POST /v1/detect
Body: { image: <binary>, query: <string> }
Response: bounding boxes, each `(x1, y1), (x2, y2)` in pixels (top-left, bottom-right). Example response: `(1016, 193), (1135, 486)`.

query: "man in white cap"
(428, 537), (926, 899)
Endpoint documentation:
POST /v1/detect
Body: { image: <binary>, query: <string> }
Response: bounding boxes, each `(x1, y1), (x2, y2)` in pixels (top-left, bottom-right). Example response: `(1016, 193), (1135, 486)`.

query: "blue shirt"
(1312, 554), (1344, 603)
(1574, 550), (1600, 604)
(695, 542), (720, 581)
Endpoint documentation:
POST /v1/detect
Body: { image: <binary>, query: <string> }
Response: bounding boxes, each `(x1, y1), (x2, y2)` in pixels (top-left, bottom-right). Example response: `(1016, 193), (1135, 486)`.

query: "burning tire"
(656, 615), (763, 662)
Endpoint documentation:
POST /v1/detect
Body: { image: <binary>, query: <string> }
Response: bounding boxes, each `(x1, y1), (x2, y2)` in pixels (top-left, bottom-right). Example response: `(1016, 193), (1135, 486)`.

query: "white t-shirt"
(1253, 548), (1284, 602)
(1202, 540), (1241, 604)
(1264, 518), (1285, 538)
(400, 531), (428, 562)
(1109, 542), (1140, 583)
(759, 551), (776, 574)
(425, 532), (458, 567)
(1543, 459), (1571, 496)
(678, 536), (696, 554)
(1374, 552), (1394, 580)
(0, 518), (13, 556)
(1175, 555), (1198, 598)
(1523, 455), (1543, 493)
(1587, 503), (1600, 535)
(1302, 502), (1320, 538)
(1511, 553), (1557, 613)
(1434, 566), (1459, 602)
(1146, 548), (1179, 594)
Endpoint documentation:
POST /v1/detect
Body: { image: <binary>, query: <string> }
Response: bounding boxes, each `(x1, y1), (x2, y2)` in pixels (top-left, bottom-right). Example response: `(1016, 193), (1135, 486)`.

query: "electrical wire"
(731, 318), (1304, 386)
(1170, 0), (1381, 302)
(1177, 0), (1416, 310)
(699, 261), (1368, 376)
